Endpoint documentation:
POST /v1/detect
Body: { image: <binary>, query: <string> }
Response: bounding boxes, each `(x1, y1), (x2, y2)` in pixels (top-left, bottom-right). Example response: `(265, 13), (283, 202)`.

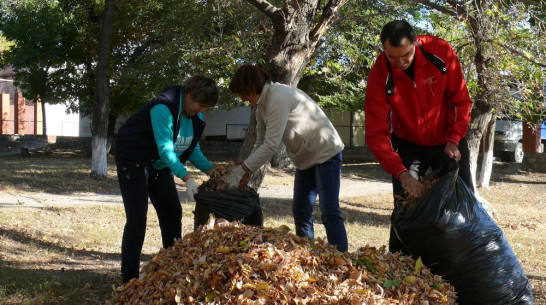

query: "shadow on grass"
(490, 175), (546, 185)
(341, 162), (392, 183)
(0, 260), (117, 305)
(0, 156), (120, 195)
(341, 201), (391, 226)
(0, 225), (158, 304)
(482, 162), (546, 185)
(0, 227), (129, 263)
(260, 196), (391, 228)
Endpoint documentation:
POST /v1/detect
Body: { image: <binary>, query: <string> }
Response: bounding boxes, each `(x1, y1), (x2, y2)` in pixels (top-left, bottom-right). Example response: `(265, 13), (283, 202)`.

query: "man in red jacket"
(364, 20), (474, 254)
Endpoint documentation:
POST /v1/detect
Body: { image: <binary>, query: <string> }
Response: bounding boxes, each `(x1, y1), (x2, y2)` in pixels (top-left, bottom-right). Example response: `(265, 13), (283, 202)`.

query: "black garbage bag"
(193, 189), (263, 231)
(392, 167), (533, 305)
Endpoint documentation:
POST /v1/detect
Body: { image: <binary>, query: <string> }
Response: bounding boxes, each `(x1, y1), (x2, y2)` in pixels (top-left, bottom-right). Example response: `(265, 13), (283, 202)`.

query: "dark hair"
(229, 63), (272, 96)
(183, 75), (218, 107)
(380, 20), (416, 47)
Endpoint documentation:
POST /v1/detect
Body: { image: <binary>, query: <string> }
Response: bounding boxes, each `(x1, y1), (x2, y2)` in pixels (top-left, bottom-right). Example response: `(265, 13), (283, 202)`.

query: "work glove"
(225, 165), (246, 189)
(185, 178), (198, 201)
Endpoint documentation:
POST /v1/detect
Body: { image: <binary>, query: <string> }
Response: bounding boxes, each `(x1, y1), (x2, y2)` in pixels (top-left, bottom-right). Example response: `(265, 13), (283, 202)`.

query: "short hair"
(229, 63), (272, 96)
(183, 75), (219, 107)
(380, 20), (416, 47)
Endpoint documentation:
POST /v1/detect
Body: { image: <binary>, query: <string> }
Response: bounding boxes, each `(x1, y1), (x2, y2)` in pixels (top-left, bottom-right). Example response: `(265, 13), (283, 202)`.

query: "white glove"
(185, 178), (198, 201)
(225, 165), (246, 188)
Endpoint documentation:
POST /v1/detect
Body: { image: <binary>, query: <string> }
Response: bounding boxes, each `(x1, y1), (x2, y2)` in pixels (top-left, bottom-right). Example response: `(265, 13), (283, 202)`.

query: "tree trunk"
(467, 107), (493, 191)
(456, 0), (493, 191)
(478, 115), (496, 188)
(91, 0), (115, 178)
(41, 97), (47, 136)
(270, 145), (293, 168)
(243, 0), (346, 182)
(107, 113), (117, 155)
(458, 2), (496, 217)
(238, 106), (269, 191)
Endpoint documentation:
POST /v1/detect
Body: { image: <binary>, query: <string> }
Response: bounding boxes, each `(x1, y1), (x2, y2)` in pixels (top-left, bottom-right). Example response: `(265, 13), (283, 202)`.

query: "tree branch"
(310, 0), (347, 42)
(496, 41), (546, 68)
(414, 0), (458, 18)
(514, 0), (543, 7)
(245, 0), (279, 20)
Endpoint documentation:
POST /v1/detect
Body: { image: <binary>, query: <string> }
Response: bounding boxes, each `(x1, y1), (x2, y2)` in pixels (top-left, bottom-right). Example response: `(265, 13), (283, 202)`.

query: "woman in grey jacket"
(226, 63), (348, 252)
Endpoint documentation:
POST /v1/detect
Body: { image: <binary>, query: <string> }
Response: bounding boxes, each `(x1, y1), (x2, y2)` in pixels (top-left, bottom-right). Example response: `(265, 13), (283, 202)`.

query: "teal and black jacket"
(115, 85), (210, 178)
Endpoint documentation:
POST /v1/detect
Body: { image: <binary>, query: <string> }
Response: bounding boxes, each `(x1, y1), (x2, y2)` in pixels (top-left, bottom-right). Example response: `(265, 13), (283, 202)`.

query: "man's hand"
(185, 178), (198, 201)
(399, 171), (425, 198)
(444, 142), (461, 161)
(225, 165), (246, 188)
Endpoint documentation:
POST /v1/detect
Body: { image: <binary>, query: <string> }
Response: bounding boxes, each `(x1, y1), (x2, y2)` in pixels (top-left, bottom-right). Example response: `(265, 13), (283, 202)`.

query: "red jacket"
(364, 35), (472, 178)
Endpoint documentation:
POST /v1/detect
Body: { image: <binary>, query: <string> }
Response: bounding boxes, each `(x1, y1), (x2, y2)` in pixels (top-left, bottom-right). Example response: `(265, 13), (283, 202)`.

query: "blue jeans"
(292, 152), (348, 252)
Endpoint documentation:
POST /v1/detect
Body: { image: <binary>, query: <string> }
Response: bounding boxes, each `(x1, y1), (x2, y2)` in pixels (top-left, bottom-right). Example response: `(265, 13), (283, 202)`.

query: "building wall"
(45, 103), (92, 137)
(2, 72), (366, 144)
(323, 108), (365, 147)
(0, 79), (44, 136)
(202, 106), (366, 146)
(203, 106), (252, 140)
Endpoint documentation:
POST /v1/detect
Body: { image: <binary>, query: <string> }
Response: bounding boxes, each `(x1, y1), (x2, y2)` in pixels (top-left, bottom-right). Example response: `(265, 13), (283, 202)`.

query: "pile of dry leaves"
(107, 216), (456, 304)
(199, 163), (253, 192)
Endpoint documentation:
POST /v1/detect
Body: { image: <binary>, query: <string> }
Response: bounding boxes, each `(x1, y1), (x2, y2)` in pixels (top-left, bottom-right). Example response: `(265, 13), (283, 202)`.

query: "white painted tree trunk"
(478, 116), (496, 189)
(91, 136), (108, 177)
(90, 0), (114, 179)
(478, 150), (493, 188)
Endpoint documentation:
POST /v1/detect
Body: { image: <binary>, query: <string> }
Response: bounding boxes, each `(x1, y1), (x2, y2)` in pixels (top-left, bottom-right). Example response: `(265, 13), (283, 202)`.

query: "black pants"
(389, 135), (474, 255)
(116, 157), (182, 283)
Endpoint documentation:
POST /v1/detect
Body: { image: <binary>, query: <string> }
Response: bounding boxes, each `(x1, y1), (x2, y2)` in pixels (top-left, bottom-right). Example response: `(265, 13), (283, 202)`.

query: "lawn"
(0, 154), (545, 304)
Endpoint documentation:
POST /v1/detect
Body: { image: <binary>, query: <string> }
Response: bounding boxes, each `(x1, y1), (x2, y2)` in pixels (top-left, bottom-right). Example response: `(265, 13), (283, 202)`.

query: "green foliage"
(0, 0), (270, 119)
(490, 2), (546, 124)
(0, 35), (12, 52)
(0, 0), (87, 107)
(411, 0), (546, 125)
(106, 0), (272, 115)
(1, 0), (544, 123)
(298, 0), (414, 112)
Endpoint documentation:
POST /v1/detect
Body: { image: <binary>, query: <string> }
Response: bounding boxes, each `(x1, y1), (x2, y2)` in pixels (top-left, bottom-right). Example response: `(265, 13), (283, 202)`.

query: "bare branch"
(245, 0), (280, 20)
(496, 41), (546, 68)
(310, 0), (347, 42)
(414, 0), (458, 18)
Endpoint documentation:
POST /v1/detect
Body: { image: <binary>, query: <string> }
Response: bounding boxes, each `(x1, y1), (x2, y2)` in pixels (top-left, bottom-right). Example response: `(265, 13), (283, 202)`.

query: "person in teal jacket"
(115, 75), (218, 283)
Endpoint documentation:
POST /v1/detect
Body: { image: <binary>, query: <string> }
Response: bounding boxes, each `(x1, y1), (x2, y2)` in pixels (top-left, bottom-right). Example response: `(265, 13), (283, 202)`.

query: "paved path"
(0, 176), (391, 208)
(257, 177), (391, 199)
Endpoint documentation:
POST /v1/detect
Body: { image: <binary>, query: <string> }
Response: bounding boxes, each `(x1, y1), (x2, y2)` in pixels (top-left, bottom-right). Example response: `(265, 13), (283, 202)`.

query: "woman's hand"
(225, 165), (246, 188)
(183, 175), (198, 201)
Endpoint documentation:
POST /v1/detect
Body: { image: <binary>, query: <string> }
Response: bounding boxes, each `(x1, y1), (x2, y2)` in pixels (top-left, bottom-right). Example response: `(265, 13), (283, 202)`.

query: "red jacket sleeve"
(364, 56), (408, 178)
(442, 41), (472, 145)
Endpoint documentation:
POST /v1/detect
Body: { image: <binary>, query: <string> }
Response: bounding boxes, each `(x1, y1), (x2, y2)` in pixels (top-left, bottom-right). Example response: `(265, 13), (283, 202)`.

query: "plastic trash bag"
(392, 167), (533, 305)
(193, 189), (263, 231)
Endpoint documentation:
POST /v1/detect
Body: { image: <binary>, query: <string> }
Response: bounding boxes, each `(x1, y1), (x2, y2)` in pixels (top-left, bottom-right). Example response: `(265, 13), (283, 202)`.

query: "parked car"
(494, 118), (546, 163)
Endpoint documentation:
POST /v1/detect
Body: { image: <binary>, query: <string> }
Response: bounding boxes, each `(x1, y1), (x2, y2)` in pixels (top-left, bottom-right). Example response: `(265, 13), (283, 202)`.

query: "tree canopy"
(2, 0), (544, 118)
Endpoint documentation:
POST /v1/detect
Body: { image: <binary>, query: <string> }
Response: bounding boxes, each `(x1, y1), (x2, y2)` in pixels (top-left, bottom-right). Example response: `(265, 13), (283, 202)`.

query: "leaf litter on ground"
(107, 215), (456, 305)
